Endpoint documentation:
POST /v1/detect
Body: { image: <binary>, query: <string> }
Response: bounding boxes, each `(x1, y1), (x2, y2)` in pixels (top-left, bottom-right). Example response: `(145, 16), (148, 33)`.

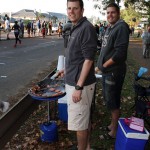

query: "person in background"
(31, 21), (34, 37)
(26, 21), (31, 38)
(137, 29), (141, 38)
(62, 20), (72, 48)
(41, 21), (47, 38)
(131, 26), (135, 36)
(5, 17), (10, 40)
(94, 24), (99, 37)
(141, 25), (150, 58)
(12, 21), (21, 48)
(0, 101), (10, 113)
(36, 19), (41, 36)
(58, 22), (63, 37)
(48, 21), (52, 35)
(99, 24), (105, 37)
(19, 20), (24, 38)
(57, 0), (97, 149)
(97, 3), (129, 139)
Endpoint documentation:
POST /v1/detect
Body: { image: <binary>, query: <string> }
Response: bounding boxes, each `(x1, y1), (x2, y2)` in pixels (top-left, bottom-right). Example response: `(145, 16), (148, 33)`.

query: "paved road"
(0, 29), (58, 40)
(0, 35), (65, 101)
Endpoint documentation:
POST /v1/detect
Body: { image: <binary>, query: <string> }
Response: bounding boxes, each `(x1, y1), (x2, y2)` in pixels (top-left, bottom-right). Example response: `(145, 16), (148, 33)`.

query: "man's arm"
(103, 58), (115, 68)
(76, 59), (94, 87)
(72, 59), (94, 103)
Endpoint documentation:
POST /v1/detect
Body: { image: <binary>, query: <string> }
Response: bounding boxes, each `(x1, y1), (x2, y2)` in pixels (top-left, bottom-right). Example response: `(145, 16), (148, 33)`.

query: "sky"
(0, 0), (99, 18)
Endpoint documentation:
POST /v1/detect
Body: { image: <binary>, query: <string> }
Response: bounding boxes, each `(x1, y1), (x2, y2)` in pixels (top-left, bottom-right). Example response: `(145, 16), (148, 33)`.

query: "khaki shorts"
(66, 83), (95, 131)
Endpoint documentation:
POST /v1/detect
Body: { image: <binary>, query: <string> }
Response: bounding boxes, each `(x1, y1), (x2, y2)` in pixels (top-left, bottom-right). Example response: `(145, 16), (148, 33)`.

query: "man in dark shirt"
(97, 3), (129, 138)
(58, 0), (97, 149)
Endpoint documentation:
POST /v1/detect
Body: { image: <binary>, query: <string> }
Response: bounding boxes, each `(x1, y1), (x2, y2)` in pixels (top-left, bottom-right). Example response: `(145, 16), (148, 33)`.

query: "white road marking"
(0, 63), (5, 65)
(0, 76), (7, 78)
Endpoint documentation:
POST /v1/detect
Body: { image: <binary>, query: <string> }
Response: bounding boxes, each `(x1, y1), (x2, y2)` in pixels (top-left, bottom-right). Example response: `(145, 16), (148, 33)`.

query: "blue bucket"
(40, 122), (58, 142)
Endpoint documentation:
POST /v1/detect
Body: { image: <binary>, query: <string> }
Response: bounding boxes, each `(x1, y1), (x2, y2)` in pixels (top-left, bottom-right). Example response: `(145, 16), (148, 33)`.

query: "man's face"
(67, 1), (84, 25)
(106, 7), (120, 25)
(148, 27), (150, 32)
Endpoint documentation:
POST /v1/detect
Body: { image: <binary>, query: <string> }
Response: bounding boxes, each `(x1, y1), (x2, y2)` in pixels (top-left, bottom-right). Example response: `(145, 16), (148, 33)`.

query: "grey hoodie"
(97, 19), (129, 74)
(65, 17), (97, 86)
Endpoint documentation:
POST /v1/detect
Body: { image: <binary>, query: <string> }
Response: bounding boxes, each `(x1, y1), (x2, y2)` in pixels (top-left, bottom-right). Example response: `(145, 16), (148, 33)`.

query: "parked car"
(52, 23), (58, 33)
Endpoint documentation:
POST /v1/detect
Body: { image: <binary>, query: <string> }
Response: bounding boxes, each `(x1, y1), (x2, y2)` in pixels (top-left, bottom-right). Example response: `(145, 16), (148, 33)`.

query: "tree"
(124, 0), (150, 24)
(36, 12), (46, 20)
(93, 0), (122, 11)
(92, 0), (150, 25)
(51, 16), (58, 23)
(92, 0), (123, 19)
(120, 5), (142, 26)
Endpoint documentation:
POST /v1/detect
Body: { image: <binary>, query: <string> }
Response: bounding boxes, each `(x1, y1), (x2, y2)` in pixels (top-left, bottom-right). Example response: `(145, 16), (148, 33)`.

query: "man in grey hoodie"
(57, 0), (97, 149)
(97, 3), (129, 138)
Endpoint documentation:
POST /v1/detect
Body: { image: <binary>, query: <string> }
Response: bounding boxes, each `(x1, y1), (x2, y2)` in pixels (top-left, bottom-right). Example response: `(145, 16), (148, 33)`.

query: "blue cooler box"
(115, 118), (149, 150)
(58, 95), (68, 122)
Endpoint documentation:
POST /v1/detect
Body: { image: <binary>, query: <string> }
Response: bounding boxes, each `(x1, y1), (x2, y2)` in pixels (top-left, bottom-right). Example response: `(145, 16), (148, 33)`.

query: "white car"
(52, 23), (58, 33)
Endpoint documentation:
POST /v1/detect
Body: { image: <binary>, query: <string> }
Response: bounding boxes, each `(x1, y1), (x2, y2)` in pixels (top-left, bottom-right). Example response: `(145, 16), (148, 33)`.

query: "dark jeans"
(102, 72), (126, 110)
(14, 33), (21, 44)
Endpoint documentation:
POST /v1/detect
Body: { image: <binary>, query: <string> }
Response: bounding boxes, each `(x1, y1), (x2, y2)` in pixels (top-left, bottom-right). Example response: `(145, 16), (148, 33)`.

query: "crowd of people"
(21, 20), (63, 38)
(3, 16), (64, 40)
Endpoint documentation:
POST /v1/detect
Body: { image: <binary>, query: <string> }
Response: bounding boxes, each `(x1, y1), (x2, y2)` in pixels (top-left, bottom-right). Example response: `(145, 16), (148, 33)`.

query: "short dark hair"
(106, 3), (120, 13)
(67, 0), (84, 9)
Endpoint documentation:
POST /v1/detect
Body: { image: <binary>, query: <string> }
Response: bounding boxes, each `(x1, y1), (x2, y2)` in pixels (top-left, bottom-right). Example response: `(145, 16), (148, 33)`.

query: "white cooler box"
(115, 118), (149, 150)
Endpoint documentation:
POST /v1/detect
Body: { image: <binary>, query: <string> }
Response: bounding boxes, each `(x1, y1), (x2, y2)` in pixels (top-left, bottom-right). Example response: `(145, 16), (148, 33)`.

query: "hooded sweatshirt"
(97, 19), (130, 74)
(65, 17), (97, 86)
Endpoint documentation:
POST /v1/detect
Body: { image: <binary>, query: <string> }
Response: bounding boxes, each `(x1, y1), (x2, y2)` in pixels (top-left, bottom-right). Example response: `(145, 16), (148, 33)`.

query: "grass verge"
(4, 50), (150, 150)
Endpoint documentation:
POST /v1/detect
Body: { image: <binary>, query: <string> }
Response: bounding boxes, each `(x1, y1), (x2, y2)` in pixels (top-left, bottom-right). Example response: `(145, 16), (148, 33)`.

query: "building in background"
(0, 9), (68, 27)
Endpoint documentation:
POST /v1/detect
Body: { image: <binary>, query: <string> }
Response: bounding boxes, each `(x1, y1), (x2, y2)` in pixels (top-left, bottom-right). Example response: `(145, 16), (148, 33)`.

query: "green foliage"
(23, 20), (30, 26)
(124, 0), (150, 24)
(121, 5), (142, 26)
(36, 12), (46, 20)
(51, 16), (58, 23)
(93, 0), (121, 11)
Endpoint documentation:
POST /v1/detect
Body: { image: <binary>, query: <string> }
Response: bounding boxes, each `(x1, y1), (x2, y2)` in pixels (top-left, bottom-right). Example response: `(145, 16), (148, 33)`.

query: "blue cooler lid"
(119, 118), (149, 140)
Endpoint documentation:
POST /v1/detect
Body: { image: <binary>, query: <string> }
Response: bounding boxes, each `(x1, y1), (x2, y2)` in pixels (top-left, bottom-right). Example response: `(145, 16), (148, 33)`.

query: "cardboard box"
(115, 118), (149, 150)
(129, 117), (144, 132)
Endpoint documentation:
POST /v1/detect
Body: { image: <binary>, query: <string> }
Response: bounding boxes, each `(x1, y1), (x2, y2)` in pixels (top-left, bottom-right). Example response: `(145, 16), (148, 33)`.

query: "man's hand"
(72, 90), (82, 103)
(57, 69), (65, 78)
(95, 67), (102, 74)
(51, 69), (65, 80)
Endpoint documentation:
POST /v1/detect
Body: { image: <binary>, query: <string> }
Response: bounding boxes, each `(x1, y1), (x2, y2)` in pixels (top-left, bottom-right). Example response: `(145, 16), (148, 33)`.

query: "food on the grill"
(54, 89), (60, 93)
(49, 88), (55, 92)
(29, 78), (65, 98)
